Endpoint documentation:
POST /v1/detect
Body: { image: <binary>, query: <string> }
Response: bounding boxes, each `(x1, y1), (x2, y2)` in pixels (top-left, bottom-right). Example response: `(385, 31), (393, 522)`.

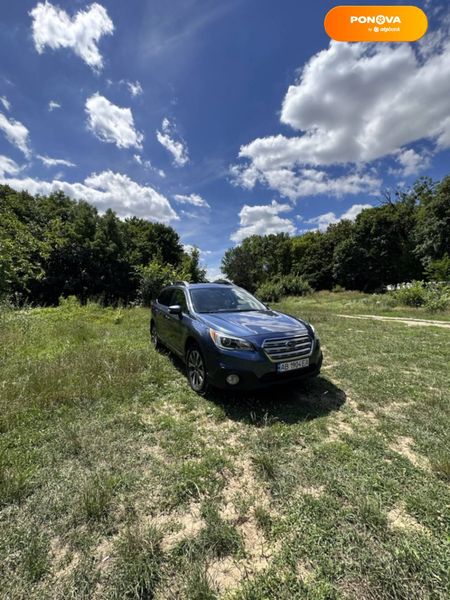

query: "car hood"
(198, 310), (308, 337)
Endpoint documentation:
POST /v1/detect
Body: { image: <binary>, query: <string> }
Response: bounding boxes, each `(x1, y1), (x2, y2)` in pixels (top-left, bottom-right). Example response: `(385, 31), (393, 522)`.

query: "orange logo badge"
(325, 5), (428, 42)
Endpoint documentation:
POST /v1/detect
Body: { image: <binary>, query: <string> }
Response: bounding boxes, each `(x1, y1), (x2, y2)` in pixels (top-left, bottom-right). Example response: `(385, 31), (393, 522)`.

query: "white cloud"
(233, 38), (450, 199)
(37, 155), (76, 168)
(133, 154), (166, 177)
(306, 204), (372, 232)
(156, 118), (189, 166)
(174, 193), (210, 208)
(0, 113), (31, 158)
(393, 148), (431, 177)
(0, 155), (21, 177)
(0, 96), (10, 111)
(85, 94), (143, 149)
(230, 200), (296, 243)
(30, 1), (114, 71)
(0, 170), (178, 223)
(127, 81), (143, 97)
(231, 164), (381, 200)
(48, 100), (61, 111)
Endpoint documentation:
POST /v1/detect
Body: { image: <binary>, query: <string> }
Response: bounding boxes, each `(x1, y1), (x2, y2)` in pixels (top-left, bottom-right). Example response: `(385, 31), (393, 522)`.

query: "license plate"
(277, 358), (309, 372)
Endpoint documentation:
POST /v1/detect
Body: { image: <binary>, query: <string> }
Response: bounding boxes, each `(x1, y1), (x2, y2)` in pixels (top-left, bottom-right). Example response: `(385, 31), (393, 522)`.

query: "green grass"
(0, 297), (449, 599)
(279, 289), (450, 321)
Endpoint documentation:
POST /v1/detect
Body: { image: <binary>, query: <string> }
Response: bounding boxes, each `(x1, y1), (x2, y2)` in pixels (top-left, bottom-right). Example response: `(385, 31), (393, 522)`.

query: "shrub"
(255, 275), (311, 303)
(390, 280), (450, 311)
(137, 260), (177, 306)
(392, 281), (427, 307)
(279, 274), (312, 296)
(255, 281), (284, 303)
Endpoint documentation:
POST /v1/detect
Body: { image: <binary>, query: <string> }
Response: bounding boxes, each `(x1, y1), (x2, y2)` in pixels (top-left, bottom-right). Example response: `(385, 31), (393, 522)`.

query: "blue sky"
(0, 0), (449, 279)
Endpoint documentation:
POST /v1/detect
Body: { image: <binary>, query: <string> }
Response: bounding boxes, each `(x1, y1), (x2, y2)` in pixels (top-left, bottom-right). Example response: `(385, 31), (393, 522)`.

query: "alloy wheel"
(187, 348), (205, 392)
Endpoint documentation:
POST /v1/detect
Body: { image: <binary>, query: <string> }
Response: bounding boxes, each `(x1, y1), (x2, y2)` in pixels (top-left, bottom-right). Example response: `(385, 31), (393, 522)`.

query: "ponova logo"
(324, 6), (428, 42)
(350, 15), (402, 25)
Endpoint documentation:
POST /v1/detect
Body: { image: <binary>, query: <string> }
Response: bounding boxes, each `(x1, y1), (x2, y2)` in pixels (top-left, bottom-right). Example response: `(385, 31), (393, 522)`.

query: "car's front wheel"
(150, 321), (161, 350)
(186, 344), (209, 394)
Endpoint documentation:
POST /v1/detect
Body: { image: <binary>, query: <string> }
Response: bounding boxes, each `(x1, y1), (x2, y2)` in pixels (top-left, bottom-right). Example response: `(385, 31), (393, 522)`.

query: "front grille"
(262, 334), (312, 362)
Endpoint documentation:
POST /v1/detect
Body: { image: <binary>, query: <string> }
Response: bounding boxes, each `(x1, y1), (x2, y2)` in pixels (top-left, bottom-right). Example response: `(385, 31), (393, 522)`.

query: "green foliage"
(0, 186), (186, 306)
(179, 246), (207, 284)
(391, 281), (450, 311)
(426, 253), (450, 282)
(137, 247), (206, 306)
(256, 275), (311, 303)
(223, 176), (450, 293)
(137, 260), (178, 306)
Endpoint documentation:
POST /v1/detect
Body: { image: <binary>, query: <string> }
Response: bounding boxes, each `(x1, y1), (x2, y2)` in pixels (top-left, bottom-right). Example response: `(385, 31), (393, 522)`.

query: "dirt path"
(337, 314), (450, 329)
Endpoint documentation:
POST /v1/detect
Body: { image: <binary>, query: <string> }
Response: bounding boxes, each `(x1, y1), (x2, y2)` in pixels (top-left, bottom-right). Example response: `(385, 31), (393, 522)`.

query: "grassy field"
(0, 295), (449, 599)
(278, 290), (450, 322)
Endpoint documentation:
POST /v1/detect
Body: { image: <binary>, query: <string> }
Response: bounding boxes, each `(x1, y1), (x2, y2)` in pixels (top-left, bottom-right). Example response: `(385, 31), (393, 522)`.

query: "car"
(150, 280), (323, 394)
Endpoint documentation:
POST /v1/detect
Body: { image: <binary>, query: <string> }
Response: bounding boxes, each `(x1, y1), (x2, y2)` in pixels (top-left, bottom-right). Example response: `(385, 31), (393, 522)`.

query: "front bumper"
(204, 338), (323, 390)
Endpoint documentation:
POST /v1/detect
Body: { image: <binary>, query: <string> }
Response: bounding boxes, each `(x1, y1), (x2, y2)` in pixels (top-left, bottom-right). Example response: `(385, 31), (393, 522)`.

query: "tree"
(414, 176), (450, 270)
(179, 247), (207, 283)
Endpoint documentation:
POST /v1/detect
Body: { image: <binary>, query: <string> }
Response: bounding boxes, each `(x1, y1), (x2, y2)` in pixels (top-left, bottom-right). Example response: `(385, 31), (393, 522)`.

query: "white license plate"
(277, 358), (309, 372)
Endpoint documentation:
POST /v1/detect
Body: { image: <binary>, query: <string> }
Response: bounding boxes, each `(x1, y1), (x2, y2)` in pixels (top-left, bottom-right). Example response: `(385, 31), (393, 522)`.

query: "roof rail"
(213, 279), (233, 285)
(173, 280), (189, 287)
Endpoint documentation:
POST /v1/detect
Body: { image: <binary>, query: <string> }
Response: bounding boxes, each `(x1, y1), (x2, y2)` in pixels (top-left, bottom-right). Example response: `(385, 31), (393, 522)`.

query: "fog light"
(226, 374), (240, 385)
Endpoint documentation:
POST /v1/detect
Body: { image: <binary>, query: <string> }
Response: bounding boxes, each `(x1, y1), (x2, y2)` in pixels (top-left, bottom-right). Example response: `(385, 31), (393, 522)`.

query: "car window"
(190, 287), (266, 313)
(157, 289), (173, 306)
(170, 288), (188, 312)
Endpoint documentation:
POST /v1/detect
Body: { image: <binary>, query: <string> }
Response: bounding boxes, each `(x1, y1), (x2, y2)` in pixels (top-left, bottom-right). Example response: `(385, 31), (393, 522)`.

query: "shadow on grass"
(207, 376), (346, 426)
(162, 347), (346, 426)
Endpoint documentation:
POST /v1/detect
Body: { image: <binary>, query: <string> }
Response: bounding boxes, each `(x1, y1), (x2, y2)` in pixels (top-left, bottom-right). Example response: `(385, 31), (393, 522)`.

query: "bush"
(390, 281), (450, 311)
(255, 281), (284, 303)
(256, 275), (311, 303)
(137, 260), (177, 306)
(392, 281), (427, 307)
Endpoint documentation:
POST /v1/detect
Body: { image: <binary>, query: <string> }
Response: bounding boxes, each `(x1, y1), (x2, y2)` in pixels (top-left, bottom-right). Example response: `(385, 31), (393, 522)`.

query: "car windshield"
(190, 287), (266, 313)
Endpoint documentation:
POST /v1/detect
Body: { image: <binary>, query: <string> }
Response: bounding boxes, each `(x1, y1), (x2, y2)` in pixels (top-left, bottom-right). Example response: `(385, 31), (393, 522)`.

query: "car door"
(164, 288), (189, 355)
(154, 288), (174, 346)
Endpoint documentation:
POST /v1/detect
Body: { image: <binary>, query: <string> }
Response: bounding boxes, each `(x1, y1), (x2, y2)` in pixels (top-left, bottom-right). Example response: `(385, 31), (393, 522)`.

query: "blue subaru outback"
(150, 281), (323, 394)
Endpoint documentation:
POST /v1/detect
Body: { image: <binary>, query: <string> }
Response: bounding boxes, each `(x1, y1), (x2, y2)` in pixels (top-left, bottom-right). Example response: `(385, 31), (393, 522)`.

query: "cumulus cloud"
(0, 155), (21, 177)
(233, 38), (450, 199)
(306, 204), (372, 232)
(85, 94), (143, 149)
(30, 1), (114, 71)
(156, 118), (189, 166)
(0, 113), (31, 158)
(37, 155), (76, 168)
(393, 148), (431, 177)
(174, 193), (210, 208)
(0, 170), (178, 223)
(0, 96), (10, 111)
(231, 164), (380, 200)
(230, 200), (296, 243)
(48, 100), (61, 111)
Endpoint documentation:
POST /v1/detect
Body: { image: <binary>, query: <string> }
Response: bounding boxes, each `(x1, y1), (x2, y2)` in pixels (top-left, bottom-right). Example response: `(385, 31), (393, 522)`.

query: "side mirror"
(168, 304), (182, 316)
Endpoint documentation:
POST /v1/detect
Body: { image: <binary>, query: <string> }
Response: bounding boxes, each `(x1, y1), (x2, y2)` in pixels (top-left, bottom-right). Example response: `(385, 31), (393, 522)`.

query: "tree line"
(221, 176), (450, 295)
(1, 176), (449, 307)
(0, 185), (205, 306)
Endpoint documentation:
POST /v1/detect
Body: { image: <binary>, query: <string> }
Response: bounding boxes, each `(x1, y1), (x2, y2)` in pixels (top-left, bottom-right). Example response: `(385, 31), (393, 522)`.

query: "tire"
(150, 321), (161, 350)
(186, 344), (209, 395)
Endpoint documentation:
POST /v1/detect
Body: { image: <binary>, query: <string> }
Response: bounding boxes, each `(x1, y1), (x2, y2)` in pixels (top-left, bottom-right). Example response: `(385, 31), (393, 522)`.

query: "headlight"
(209, 328), (254, 351)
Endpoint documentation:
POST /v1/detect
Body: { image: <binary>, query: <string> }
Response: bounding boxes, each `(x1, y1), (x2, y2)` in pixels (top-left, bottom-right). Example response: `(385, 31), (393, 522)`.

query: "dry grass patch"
(390, 436), (431, 471)
(387, 505), (429, 534)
